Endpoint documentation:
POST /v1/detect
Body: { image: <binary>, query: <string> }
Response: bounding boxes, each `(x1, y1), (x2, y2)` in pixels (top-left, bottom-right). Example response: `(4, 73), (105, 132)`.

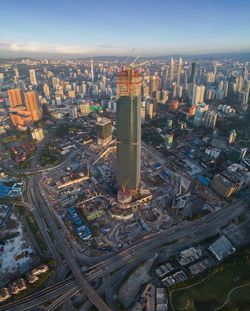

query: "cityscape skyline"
(0, 2), (250, 310)
(1, 0), (250, 57)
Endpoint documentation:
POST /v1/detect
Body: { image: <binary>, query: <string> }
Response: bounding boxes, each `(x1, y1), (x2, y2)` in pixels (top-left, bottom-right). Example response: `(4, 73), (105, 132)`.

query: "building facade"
(116, 68), (142, 204)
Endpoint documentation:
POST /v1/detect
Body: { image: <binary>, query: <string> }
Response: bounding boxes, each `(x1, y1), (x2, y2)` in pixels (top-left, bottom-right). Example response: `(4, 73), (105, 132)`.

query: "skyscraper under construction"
(116, 68), (142, 204)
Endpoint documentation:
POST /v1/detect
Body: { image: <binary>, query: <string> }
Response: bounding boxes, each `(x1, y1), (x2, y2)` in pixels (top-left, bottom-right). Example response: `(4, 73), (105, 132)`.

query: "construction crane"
(124, 48), (135, 65)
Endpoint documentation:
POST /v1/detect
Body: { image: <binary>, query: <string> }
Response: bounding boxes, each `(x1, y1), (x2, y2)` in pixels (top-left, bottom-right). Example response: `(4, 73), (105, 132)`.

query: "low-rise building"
(31, 127), (44, 141)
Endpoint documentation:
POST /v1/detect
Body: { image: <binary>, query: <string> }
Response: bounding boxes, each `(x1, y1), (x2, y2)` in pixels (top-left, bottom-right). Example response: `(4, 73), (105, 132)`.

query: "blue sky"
(1, 0), (250, 57)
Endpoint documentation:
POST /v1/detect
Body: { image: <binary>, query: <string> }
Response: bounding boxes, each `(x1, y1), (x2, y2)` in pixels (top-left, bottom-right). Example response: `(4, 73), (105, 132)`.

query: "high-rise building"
(193, 102), (209, 126)
(7, 88), (23, 108)
(242, 65), (248, 80)
(169, 58), (174, 83)
(162, 68), (168, 89)
(90, 58), (94, 82)
(177, 57), (182, 85)
(172, 82), (177, 98)
(116, 68), (142, 204)
(192, 85), (205, 105)
(29, 69), (37, 85)
(149, 74), (160, 97)
(176, 85), (183, 98)
(146, 101), (154, 119)
(14, 67), (19, 80)
(96, 117), (112, 146)
(141, 101), (146, 123)
(206, 89), (216, 101)
(24, 91), (42, 121)
(43, 84), (50, 98)
(0, 73), (4, 84)
(190, 62), (197, 83)
(203, 110), (217, 128)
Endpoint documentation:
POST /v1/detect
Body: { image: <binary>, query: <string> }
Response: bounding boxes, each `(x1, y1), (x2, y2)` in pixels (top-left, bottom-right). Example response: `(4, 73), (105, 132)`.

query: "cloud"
(0, 40), (128, 56)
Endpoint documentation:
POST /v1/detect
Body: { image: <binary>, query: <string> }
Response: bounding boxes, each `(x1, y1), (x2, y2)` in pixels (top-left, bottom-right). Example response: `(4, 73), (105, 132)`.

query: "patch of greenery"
(170, 248), (250, 311)
(40, 146), (61, 166)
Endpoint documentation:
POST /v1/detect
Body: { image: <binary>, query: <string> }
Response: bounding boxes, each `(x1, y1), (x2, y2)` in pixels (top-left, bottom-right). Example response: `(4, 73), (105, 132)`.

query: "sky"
(1, 0), (250, 57)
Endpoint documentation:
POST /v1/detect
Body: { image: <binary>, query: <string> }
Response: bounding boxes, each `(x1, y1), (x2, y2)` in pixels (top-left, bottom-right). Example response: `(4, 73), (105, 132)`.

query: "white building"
(31, 128), (44, 142)
(29, 69), (37, 85)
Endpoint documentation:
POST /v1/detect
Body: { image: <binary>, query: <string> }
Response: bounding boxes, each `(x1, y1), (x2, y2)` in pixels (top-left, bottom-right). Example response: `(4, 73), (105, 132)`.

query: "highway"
(1, 198), (247, 311)
(86, 199), (247, 280)
(28, 175), (112, 311)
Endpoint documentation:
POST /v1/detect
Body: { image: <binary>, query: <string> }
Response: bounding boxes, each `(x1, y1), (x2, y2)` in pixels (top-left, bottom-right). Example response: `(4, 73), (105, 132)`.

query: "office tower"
(141, 101), (146, 124)
(177, 57), (182, 85)
(14, 67), (19, 80)
(213, 62), (217, 76)
(149, 74), (160, 97)
(96, 117), (112, 146)
(116, 68), (142, 204)
(142, 83), (149, 97)
(177, 85), (183, 98)
(193, 103), (208, 127)
(172, 82), (177, 98)
(183, 71), (188, 90)
(29, 69), (37, 85)
(203, 110), (217, 128)
(192, 85), (205, 105)
(245, 80), (250, 95)
(218, 81), (223, 91)
(43, 84), (50, 97)
(169, 57), (174, 83)
(228, 77), (237, 97)
(236, 76), (243, 93)
(216, 90), (224, 100)
(0, 73), (4, 84)
(161, 90), (169, 104)
(190, 62), (197, 83)
(162, 68), (168, 89)
(224, 81), (229, 97)
(90, 58), (94, 82)
(81, 83), (87, 96)
(228, 130), (236, 144)
(239, 91), (249, 109)
(7, 88), (23, 108)
(146, 101), (154, 119)
(242, 65), (248, 80)
(206, 89), (216, 101)
(24, 91), (42, 121)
